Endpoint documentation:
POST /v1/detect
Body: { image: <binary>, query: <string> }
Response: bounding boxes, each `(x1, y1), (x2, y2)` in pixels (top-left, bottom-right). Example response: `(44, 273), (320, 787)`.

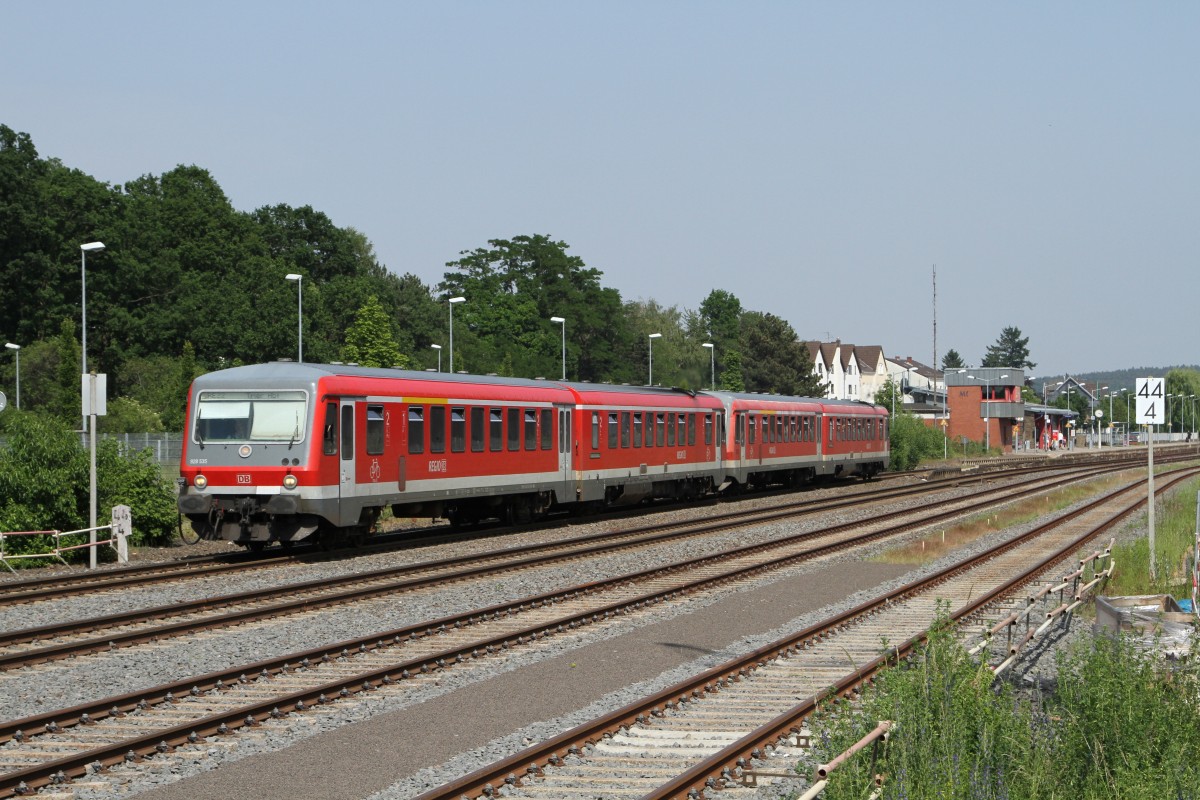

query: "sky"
(5, 3), (1198, 380)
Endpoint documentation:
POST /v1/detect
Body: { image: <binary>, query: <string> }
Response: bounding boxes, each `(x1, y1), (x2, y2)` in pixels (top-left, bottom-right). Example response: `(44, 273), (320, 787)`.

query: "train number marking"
(428, 459), (448, 473)
(370, 459), (382, 481)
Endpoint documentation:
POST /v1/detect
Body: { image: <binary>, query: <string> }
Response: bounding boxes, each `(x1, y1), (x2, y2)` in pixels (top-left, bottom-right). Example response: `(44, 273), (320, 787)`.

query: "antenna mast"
(932, 265), (938, 372)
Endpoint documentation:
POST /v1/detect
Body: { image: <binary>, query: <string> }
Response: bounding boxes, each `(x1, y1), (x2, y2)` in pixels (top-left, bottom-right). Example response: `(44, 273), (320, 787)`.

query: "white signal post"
(1136, 377), (1164, 581)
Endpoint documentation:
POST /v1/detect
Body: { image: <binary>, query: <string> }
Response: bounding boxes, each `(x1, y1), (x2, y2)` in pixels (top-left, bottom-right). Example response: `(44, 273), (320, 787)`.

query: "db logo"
(237, 474), (252, 484)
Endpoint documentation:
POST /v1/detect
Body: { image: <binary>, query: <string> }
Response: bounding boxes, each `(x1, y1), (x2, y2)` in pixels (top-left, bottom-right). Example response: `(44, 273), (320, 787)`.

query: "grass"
(811, 610), (1200, 800)
(804, 466), (1200, 799)
(873, 474), (1131, 566)
(1102, 473), (1200, 599)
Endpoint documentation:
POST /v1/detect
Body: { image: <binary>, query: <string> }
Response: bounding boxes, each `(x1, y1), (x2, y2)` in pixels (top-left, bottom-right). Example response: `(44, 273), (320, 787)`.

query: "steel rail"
(0, 464), (1172, 796)
(0, 461), (1122, 671)
(414, 467), (1199, 800)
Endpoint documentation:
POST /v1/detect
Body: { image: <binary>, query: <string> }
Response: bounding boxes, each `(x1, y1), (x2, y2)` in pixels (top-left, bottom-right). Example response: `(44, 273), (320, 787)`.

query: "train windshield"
(194, 390), (308, 443)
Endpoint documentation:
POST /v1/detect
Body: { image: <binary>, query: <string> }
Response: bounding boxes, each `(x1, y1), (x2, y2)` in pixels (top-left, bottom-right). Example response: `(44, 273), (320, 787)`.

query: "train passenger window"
(366, 405), (385, 455)
(702, 414), (710, 446)
(471, 407), (485, 452)
(430, 406), (446, 453)
(508, 408), (521, 451)
(609, 413), (619, 449)
(656, 413), (666, 447)
(541, 408), (553, 450)
(592, 412), (600, 450)
(666, 414), (675, 447)
(490, 408), (503, 452)
(451, 407), (466, 453)
(407, 406), (424, 454)
(734, 413), (744, 446)
(684, 414), (694, 446)
(632, 412), (643, 448)
(341, 405), (354, 459)
(748, 416), (757, 445)
(621, 412), (631, 448)
(323, 403), (338, 455)
(525, 410), (538, 450)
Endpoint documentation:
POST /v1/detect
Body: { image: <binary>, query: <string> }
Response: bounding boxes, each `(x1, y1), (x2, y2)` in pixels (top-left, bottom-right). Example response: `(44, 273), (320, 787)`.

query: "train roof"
(192, 362), (713, 401)
(709, 391), (887, 412)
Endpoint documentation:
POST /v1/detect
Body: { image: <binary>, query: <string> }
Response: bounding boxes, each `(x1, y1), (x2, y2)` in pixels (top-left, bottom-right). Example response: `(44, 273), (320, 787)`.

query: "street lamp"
(702, 342), (715, 390)
(80, 241), (105, 432)
(1189, 394), (1196, 437)
(550, 316), (566, 380)
(647, 333), (662, 386)
(285, 273), (303, 362)
(4, 343), (18, 409)
(1095, 385), (1107, 449)
(430, 344), (442, 372)
(968, 373), (1006, 451)
(448, 296), (465, 374)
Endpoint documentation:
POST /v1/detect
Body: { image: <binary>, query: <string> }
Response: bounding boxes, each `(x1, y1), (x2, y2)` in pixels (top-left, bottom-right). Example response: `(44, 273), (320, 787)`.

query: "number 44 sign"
(1136, 377), (1164, 425)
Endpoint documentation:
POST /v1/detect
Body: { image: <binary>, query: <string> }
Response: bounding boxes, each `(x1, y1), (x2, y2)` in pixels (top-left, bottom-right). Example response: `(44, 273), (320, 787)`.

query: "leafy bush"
(0, 410), (177, 563)
(889, 412), (948, 471)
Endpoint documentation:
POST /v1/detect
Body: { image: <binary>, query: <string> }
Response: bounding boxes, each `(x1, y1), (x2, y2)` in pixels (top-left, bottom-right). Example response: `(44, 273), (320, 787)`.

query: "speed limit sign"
(1136, 378), (1164, 425)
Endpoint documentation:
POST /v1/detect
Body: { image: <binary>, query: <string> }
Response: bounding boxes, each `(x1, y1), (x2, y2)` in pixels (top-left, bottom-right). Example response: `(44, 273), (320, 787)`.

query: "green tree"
(439, 235), (627, 382)
(98, 397), (165, 434)
(739, 312), (825, 396)
(941, 349), (966, 369)
(341, 295), (407, 368)
(980, 326), (1035, 369)
(720, 348), (745, 392)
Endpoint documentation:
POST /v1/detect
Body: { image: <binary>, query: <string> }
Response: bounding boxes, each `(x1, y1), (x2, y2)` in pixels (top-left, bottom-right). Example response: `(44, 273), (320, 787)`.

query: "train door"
(339, 400), (356, 506)
(557, 405), (573, 477)
(735, 411), (747, 464)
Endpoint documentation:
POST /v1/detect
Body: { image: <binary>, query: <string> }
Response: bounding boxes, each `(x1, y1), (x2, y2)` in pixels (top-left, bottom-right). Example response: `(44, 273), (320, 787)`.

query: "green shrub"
(0, 410), (177, 563)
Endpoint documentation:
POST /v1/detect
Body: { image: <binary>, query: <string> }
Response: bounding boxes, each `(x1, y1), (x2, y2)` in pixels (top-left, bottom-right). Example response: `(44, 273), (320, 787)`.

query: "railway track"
(0, 462), (1128, 672)
(413, 467), (1199, 800)
(0, 459), (1173, 797)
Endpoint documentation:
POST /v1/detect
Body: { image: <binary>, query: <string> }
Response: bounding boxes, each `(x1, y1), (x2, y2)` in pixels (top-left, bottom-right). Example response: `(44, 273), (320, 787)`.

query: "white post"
(648, 333), (662, 385)
(551, 316), (566, 380)
(448, 296), (465, 374)
(88, 374), (98, 569)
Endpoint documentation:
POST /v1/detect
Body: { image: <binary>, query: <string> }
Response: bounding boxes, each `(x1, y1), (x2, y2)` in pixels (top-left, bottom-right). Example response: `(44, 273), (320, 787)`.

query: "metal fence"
(0, 433), (183, 467)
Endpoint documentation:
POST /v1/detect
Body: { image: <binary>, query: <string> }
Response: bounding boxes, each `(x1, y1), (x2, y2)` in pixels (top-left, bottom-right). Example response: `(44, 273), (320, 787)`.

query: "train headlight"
(194, 474), (208, 490)
(282, 474), (298, 490)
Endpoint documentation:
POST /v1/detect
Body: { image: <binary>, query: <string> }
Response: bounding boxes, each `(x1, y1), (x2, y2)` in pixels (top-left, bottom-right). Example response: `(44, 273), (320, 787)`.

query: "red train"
(177, 362), (889, 549)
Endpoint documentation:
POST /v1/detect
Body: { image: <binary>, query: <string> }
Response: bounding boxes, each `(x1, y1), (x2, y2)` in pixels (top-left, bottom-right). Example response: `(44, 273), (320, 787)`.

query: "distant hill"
(1052, 366), (1200, 394)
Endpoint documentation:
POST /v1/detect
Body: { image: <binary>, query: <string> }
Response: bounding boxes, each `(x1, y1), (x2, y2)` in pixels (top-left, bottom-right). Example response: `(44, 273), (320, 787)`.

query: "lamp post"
(1095, 385), (1107, 449)
(285, 273), (303, 362)
(1125, 388), (1132, 444)
(702, 342), (714, 390)
(4, 343), (18, 409)
(647, 333), (662, 385)
(80, 241), (105, 431)
(1189, 394), (1196, 437)
(448, 296), (465, 374)
(968, 373), (1006, 451)
(550, 316), (566, 380)
(430, 344), (441, 372)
